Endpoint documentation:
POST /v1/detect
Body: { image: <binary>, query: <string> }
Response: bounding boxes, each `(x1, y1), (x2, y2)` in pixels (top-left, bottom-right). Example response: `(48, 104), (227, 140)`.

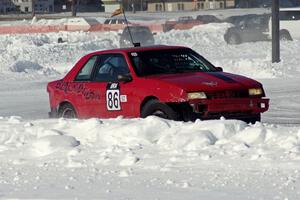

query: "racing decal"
(208, 73), (237, 83)
(106, 83), (121, 111)
(120, 95), (127, 102)
(55, 81), (100, 100)
(201, 81), (218, 87)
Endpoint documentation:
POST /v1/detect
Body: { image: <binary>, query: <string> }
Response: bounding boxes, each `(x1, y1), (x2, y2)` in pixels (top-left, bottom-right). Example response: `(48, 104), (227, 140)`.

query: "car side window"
(94, 54), (130, 82)
(245, 17), (260, 28)
(75, 56), (98, 81)
(280, 11), (300, 20)
(289, 11), (300, 20)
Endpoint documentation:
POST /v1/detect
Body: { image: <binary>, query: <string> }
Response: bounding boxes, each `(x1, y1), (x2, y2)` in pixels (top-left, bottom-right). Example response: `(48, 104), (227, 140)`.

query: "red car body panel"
(47, 45), (269, 120)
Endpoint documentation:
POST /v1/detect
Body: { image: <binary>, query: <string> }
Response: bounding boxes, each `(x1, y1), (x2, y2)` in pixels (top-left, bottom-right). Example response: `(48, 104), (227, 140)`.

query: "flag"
(111, 8), (124, 17)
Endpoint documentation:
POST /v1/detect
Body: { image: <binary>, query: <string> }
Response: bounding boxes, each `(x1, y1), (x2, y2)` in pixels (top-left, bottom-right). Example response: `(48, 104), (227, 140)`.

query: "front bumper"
(48, 108), (58, 118)
(188, 98), (269, 118)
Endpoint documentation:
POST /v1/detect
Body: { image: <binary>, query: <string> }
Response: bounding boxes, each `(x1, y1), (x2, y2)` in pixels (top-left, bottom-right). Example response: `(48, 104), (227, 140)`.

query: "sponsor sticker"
(120, 95), (127, 102)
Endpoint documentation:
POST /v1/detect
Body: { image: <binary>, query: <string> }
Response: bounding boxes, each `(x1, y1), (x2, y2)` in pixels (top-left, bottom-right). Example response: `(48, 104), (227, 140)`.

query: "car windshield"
(129, 49), (217, 76)
(124, 27), (151, 35)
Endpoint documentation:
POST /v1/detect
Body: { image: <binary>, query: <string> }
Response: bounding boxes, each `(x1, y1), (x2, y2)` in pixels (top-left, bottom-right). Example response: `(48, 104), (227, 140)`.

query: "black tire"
(244, 114), (261, 124)
(280, 30), (293, 41)
(141, 100), (180, 121)
(58, 103), (77, 119)
(225, 33), (241, 45)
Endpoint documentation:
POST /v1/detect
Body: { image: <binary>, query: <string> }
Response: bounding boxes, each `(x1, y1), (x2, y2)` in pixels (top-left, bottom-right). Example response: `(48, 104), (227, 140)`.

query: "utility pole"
(272, 0), (280, 63)
(71, 0), (76, 17)
(31, 0), (35, 17)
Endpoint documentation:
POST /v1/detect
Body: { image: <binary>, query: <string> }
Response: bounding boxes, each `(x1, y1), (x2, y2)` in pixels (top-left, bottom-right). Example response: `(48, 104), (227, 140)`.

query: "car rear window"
(124, 27), (151, 34)
(128, 49), (217, 76)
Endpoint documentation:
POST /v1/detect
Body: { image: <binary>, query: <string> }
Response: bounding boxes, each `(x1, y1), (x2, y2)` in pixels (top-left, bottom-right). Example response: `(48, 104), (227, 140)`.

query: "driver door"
(86, 53), (136, 118)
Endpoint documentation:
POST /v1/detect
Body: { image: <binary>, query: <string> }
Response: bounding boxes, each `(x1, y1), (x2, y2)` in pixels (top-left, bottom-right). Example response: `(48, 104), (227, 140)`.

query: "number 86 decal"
(106, 83), (121, 111)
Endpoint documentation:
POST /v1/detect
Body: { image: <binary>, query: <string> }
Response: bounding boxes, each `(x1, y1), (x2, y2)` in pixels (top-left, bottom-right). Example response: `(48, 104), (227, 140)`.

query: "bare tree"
(71, 0), (76, 17)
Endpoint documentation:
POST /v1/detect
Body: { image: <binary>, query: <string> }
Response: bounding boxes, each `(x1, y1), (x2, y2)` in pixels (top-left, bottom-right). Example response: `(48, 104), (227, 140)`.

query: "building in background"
(101, 0), (235, 13)
(148, 0), (235, 12)
(101, 0), (122, 12)
(0, 0), (54, 14)
(54, 0), (102, 12)
(235, 0), (300, 8)
(0, 0), (16, 13)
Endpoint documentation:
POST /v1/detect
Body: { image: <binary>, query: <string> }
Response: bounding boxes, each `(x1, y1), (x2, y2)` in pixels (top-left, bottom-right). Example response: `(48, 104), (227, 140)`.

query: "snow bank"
(1, 116), (300, 199)
(0, 31), (118, 77)
(1, 116), (300, 164)
(0, 23), (299, 79)
(31, 135), (80, 157)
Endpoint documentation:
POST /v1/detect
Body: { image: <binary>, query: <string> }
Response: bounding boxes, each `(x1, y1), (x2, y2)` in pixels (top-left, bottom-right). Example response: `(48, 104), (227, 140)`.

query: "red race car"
(47, 45), (269, 123)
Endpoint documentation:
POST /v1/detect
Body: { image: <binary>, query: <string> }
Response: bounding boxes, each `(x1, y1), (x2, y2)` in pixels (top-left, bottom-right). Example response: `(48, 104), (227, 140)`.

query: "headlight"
(187, 92), (207, 99)
(248, 88), (263, 96)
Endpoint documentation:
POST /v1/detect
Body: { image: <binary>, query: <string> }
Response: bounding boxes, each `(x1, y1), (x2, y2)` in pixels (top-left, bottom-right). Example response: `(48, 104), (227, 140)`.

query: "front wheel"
(58, 103), (77, 119)
(141, 100), (180, 120)
(244, 114), (261, 124)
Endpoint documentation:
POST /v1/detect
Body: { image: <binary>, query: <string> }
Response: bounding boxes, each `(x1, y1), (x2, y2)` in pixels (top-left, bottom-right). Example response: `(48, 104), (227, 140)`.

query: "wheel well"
(58, 101), (73, 112)
(280, 29), (292, 37)
(279, 29), (292, 40)
(140, 96), (158, 114)
(140, 97), (192, 120)
(280, 29), (290, 34)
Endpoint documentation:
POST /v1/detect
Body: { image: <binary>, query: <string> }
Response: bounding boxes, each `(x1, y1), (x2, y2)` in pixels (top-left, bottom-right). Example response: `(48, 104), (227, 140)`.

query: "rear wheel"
(58, 103), (77, 119)
(141, 100), (180, 120)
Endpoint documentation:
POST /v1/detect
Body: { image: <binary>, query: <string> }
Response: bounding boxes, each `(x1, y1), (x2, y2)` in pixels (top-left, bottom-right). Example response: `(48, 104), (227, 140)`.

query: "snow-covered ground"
(1, 117), (300, 199)
(0, 20), (300, 199)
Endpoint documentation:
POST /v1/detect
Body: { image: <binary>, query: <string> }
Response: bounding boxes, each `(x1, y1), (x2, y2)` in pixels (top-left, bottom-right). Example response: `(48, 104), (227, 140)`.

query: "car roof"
(280, 7), (300, 11)
(90, 45), (189, 55)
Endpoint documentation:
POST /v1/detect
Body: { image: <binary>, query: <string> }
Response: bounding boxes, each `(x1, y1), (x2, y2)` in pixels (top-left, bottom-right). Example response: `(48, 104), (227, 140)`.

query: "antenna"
(111, 8), (137, 47)
(122, 10), (135, 47)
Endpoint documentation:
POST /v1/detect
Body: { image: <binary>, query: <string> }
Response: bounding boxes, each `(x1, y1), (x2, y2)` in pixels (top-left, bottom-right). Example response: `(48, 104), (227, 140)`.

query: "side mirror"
(215, 67), (223, 72)
(118, 74), (132, 83)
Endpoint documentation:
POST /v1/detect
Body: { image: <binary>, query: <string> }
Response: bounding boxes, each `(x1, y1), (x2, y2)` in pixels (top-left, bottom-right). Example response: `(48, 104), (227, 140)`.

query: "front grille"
(206, 90), (249, 99)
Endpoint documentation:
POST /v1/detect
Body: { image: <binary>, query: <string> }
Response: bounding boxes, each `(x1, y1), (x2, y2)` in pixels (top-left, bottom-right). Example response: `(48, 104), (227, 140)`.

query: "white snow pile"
(1, 116), (300, 165)
(0, 31), (118, 77)
(0, 23), (299, 79)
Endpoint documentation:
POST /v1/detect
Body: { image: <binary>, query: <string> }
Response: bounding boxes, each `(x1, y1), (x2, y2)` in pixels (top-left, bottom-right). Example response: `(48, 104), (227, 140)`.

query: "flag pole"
(122, 9), (136, 47)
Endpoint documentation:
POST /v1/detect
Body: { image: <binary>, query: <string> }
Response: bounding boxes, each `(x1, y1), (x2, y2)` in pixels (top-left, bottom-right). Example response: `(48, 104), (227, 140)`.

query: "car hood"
(146, 72), (262, 92)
